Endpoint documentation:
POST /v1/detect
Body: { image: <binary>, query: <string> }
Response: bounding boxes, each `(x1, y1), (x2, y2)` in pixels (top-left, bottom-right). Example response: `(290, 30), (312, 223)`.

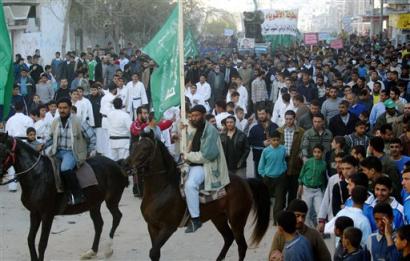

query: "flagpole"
(178, 0), (187, 154)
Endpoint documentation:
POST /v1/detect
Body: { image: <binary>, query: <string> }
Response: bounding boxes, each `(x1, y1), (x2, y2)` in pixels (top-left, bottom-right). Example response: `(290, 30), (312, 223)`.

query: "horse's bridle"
(0, 138), (43, 186)
(137, 137), (167, 176)
(2, 138), (17, 170)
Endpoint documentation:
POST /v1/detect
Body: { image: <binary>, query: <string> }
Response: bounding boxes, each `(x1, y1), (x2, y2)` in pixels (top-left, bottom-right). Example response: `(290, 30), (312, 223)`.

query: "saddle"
(179, 163), (227, 204)
(178, 163), (227, 227)
(48, 156), (98, 193)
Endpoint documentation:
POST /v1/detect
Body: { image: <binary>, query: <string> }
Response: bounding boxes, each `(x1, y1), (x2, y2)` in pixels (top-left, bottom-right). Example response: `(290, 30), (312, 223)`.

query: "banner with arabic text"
(261, 9), (298, 37)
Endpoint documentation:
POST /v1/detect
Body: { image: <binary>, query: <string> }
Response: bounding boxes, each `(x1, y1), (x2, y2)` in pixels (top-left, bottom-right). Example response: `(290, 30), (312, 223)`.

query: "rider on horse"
(182, 105), (230, 233)
(45, 98), (97, 205)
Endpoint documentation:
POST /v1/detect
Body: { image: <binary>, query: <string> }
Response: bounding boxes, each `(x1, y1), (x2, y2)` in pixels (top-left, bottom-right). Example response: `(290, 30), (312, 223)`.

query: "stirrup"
(185, 219), (202, 233)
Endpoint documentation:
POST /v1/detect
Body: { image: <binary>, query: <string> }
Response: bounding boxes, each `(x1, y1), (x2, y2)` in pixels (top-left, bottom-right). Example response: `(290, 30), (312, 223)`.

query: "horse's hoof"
(104, 239), (113, 258)
(80, 249), (97, 260)
(104, 248), (113, 258)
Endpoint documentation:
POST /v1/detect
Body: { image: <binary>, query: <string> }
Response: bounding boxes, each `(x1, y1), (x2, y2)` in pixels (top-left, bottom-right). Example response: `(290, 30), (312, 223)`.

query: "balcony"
(384, 0), (410, 5)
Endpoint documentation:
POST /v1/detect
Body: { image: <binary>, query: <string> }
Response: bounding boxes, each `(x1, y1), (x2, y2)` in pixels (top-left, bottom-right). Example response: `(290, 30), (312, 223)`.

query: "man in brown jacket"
(269, 199), (331, 261)
(277, 110), (304, 205)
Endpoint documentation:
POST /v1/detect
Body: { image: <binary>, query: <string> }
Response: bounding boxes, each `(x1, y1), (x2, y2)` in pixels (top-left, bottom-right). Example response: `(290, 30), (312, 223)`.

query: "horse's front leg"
(37, 214), (54, 261)
(148, 223), (177, 261)
(28, 212), (41, 261)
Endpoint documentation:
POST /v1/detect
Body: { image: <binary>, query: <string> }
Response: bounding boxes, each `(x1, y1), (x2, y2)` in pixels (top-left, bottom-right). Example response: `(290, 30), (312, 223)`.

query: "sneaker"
(185, 218), (202, 233)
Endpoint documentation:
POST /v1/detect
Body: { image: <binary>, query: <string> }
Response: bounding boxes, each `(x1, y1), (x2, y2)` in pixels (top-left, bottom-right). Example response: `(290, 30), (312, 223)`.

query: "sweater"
(299, 157), (327, 188)
(367, 233), (401, 261)
(258, 145), (287, 178)
(283, 234), (314, 261)
(36, 83), (55, 104)
(321, 97), (342, 122)
(270, 225), (331, 261)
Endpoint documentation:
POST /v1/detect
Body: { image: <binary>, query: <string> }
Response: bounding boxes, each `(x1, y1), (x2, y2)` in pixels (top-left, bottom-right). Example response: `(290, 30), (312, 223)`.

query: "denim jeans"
(184, 166), (205, 218)
(56, 150), (76, 171)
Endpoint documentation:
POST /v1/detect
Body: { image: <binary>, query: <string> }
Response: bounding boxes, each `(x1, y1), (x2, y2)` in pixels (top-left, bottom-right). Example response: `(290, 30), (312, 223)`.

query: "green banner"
(0, 0), (14, 120)
(143, 7), (198, 120)
(184, 29), (199, 59)
(142, 7), (180, 120)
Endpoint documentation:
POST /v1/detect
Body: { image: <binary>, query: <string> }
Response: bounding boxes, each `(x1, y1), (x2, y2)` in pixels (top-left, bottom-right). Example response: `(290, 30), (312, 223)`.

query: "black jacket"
(87, 93), (103, 128)
(54, 87), (71, 102)
(328, 113), (358, 137)
(220, 128), (250, 170)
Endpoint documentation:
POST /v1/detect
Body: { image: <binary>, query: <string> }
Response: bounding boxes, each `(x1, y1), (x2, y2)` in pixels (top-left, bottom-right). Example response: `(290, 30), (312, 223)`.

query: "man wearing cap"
(99, 83), (118, 158)
(182, 105), (230, 233)
(375, 99), (403, 137)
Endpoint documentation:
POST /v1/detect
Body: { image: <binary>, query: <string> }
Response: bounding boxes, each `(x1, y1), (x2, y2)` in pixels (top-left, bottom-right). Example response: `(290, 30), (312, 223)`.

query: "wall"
(12, 0), (70, 65)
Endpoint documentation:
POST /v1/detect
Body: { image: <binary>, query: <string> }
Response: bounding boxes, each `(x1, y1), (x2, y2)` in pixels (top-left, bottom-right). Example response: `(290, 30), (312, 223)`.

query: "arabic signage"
(304, 33), (318, 45)
(224, 28), (234, 36)
(318, 32), (332, 41)
(238, 38), (255, 49)
(330, 39), (344, 49)
(261, 9), (298, 36)
(389, 14), (410, 30)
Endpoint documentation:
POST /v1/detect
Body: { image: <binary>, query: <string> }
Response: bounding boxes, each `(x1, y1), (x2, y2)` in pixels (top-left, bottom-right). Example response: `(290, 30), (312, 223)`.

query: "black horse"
(0, 132), (129, 261)
(127, 134), (271, 261)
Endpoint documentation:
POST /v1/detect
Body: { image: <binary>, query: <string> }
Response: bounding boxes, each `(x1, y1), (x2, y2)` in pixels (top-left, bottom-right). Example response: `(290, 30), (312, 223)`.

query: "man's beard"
(191, 118), (205, 128)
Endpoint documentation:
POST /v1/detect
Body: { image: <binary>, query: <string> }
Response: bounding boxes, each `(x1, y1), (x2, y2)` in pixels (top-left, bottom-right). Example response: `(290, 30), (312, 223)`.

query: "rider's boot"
(61, 170), (85, 205)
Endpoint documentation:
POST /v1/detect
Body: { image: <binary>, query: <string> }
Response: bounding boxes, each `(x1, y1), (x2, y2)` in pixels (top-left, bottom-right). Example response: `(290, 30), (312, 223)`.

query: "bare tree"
(70, 0), (205, 50)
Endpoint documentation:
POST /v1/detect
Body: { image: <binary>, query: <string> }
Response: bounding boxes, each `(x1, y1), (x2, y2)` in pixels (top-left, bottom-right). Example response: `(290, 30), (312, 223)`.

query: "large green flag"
(0, 0), (13, 121)
(142, 7), (180, 120)
(184, 29), (199, 59)
(143, 7), (198, 120)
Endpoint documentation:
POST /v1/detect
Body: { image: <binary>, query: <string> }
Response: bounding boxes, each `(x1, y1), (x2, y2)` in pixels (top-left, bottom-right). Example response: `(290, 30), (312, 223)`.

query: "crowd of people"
(3, 35), (410, 260)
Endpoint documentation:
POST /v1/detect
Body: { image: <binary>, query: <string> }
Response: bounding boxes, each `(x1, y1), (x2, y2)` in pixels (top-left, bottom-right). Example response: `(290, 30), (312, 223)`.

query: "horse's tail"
(247, 178), (270, 246)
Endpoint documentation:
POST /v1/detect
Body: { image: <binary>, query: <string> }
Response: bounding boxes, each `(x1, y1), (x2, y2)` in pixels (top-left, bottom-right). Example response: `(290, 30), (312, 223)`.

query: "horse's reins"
(0, 138), (43, 185)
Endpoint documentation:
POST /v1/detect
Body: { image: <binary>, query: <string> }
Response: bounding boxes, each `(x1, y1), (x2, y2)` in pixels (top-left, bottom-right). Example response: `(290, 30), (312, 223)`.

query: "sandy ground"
(0, 159), (335, 261)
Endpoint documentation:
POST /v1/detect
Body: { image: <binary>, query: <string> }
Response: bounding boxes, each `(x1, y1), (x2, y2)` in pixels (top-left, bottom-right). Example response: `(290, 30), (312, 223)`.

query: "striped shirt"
(284, 127), (295, 156)
(251, 78), (268, 103)
(46, 115), (96, 152)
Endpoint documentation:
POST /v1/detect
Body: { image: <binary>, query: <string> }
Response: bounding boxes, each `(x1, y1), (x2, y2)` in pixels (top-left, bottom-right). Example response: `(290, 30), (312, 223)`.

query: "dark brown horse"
(0, 133), (129, 261)
(128, 133), (271, 261)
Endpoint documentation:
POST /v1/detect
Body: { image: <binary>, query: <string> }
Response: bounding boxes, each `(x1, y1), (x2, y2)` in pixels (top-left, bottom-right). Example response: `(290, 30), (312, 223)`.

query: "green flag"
(184, 29), (199, 59)
(0, 0), (13, 121)
(142, 7), (180, 120)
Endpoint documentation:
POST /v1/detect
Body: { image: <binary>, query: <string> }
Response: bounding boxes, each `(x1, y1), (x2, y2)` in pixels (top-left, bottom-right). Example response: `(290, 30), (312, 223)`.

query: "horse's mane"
(15, 138), (41, 156)
(12, 138), (54, 183)
(150, 138), (180, 185)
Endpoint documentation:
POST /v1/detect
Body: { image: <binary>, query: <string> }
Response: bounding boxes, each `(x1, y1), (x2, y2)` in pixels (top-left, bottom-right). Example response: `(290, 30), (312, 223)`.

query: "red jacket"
(130, 119), (173, 137)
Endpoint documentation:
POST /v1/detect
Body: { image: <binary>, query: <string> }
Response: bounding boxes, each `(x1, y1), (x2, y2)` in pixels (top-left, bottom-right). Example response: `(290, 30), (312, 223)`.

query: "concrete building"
(385, 0), (410, 45)
(3, 0), (71, 64)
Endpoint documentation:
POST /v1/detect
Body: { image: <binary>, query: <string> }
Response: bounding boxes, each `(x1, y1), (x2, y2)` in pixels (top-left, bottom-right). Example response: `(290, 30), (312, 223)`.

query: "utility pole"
(380, 0), (383, 41)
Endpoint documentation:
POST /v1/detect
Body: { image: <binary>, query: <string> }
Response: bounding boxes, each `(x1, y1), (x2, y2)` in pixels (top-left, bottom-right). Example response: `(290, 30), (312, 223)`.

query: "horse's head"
(127, 130), (157, 173)
(0, 132), (16, 180)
